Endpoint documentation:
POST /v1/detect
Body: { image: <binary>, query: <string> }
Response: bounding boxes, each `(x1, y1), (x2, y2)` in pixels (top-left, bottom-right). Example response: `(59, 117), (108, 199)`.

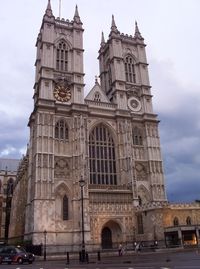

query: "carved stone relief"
(135, 162), (148, 181)
(54, 157), (70, 178)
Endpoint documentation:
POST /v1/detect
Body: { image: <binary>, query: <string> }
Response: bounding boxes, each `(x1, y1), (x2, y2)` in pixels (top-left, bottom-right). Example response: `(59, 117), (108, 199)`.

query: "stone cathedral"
(9, 1), (200, 251)
(13, 1), (167, 248)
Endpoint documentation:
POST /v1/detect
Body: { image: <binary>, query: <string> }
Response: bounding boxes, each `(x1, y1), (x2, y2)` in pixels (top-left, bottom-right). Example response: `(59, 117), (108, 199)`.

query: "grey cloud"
(0, 113), (28, 158)
(150, 59), (200, 203)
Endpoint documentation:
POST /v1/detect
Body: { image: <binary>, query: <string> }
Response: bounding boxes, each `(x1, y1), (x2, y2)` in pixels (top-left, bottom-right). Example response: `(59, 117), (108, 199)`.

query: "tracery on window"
(89, 124), (117, 185)
(138, 195), (142, 206)
(173, 217), (179, 226)
(186, 216), (191, 225)
(108, 65), (112, 87)
(137, 214), (144, 234)
(94, 92), (101, 102)
(125, 55), (136, 83)
(55, 119), (69, 141)
(106, 60), (112, 89)
(56, 41), (68, 72)
(133, 127), (143, 145)
(63, 195), (69, 220)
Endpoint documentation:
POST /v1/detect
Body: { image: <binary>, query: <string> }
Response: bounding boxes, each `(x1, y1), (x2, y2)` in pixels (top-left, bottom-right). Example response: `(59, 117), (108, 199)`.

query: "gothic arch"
(89, 122), (118, 185)
(123, 52), (138, 63)
(88, 120), (117, 144)
(186, 216), (191, 225)
(55, 119), (69, 141)
(93, 91), (101, 102)
(173, 217), (179, 226)
(55, 182), (72, 220)
(137, 184), (150, 205)
(101, 219), (123, 249)
(54, 37), (73, 50)
(132, 126), (143, 145)
(55, 182), (70, 195)
(53, 38), (72, 72)
(124, 54), (137, 83)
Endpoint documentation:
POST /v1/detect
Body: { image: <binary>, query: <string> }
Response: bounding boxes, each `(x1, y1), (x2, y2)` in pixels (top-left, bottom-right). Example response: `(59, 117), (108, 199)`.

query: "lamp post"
(43, 230), (47, 261)
(79, 177), (86, 262)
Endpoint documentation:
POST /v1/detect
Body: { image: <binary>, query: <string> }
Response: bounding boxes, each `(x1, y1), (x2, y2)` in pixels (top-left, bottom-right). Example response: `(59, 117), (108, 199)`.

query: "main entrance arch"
(101, 227), (112, 249)
(101, 220), (122, 249)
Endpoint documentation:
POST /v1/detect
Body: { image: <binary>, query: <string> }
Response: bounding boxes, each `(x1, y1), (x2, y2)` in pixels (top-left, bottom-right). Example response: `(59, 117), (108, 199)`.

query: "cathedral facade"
(8, 1), (200, 252)
(7, 0), (200, 253)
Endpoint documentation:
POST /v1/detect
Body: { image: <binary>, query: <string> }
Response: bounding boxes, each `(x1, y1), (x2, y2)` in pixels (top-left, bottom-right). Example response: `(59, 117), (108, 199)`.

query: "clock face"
(53, 85), (71, 102)
(128, 97), (141, 112)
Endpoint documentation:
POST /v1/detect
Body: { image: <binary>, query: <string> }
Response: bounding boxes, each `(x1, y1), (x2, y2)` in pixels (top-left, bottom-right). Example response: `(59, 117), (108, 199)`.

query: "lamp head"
(79, 176), (85, 187)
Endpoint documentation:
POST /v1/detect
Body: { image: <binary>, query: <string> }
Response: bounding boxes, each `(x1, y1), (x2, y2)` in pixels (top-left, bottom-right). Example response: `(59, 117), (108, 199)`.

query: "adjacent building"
(0, 158), (20, 240)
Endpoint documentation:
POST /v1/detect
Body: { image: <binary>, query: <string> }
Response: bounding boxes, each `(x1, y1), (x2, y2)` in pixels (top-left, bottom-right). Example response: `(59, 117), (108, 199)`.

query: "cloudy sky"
(0, 0), (200, 203)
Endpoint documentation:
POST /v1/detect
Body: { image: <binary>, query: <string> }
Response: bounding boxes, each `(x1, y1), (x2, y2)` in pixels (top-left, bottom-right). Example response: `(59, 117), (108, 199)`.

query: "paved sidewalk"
(37, 247), (195, 265)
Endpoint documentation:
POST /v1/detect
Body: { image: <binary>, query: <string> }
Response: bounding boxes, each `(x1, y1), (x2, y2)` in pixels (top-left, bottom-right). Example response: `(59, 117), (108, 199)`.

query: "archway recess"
(101, 220), (122, 249)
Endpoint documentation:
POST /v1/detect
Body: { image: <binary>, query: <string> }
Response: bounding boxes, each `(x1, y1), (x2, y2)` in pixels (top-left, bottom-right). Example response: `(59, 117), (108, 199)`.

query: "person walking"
(118, 243), (123, 256)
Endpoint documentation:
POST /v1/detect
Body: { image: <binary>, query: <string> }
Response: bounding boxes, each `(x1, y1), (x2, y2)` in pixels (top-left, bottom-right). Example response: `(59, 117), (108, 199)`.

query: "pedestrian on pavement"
(135, 242), (141, 252)
(118, 243), (123, 256)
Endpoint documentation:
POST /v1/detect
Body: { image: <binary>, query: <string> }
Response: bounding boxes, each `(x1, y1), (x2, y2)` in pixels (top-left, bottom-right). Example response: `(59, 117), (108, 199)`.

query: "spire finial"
(101, 31), (105, 46)
(45, 0), (53, 17)
(134, 21), (143, 40)
(111, 15), (117, 30)
(112, 15), (116, 28)
(75, 5), (79, 17)
(110, 14), (119, 34)
(73, 5), (82, 23)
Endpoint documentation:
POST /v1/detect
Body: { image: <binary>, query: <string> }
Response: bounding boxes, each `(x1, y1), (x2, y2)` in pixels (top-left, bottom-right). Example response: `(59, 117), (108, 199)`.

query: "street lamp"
(43, 230), (47, 261)
(79, 177), (86, 262)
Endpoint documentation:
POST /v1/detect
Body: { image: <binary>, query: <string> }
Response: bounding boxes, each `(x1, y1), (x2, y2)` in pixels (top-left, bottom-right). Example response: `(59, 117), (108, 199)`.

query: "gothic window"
(108, 65), (112, 87)
(125, 56), (136, 83)
(63, 195), (69, 220)
(106, 60), (112, 89)
(94, 92), (101, 102)
(7, 178), (14, 196)
(89, 124), (117, 185)
(133, 127), (143, 145)
(173, 217), (179, 226)
(56, 41), (68, 72)
(186, 216), (191, 225)
(138, 195), (142, 206)
(137, 214), (144, 234)
(55, 120), (69, 141)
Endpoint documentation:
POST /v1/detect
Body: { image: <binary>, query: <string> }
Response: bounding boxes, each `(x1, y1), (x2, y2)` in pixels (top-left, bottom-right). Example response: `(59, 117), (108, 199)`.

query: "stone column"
(178, 228), (183, 246)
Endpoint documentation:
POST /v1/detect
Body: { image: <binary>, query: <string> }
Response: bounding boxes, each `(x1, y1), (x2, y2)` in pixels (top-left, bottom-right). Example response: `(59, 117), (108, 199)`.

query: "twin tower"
(10, 1), (167, 251)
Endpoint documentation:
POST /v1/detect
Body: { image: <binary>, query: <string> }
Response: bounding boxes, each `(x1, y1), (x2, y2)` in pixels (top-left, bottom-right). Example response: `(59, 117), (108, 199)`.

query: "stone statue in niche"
(54, 157), (70, 178)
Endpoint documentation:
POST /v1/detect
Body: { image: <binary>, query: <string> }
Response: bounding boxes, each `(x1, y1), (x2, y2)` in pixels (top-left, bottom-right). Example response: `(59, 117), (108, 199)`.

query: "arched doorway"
(101, 220), (122, 249)
(101, 227), (112, 249)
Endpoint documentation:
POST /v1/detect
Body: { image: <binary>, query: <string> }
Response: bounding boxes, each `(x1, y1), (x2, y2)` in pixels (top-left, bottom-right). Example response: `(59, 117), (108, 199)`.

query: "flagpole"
(59, 0), (61, 18)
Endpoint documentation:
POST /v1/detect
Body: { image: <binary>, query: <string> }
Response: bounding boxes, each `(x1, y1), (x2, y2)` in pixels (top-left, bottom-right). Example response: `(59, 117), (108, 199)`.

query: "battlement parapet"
(55, 18), (73, 28)
(135, 201), (169, 211)
(169, 202), (200, 209)
(120, 33), (136, 43)
(135, 201), (200, 212)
